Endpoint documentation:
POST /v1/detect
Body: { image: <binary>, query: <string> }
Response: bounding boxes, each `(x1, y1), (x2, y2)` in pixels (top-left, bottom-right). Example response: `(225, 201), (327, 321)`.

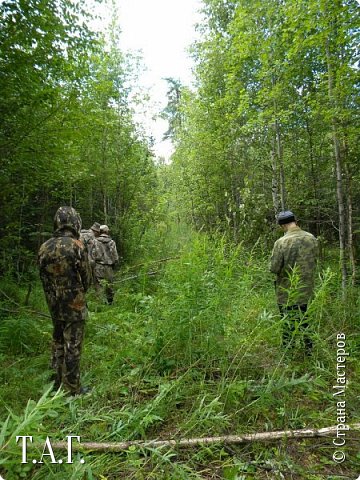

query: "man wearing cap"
(94, 225), (119, 304)
(270, 211), (318, 352)
(80, 222), (101, 283)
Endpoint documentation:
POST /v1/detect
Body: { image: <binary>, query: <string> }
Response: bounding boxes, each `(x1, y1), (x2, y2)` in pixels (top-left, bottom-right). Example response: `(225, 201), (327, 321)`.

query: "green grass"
(0, 231), (359, 478)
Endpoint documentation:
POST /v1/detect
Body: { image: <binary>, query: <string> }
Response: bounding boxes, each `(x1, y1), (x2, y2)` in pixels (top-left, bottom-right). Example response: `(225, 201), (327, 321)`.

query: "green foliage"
(1, 0), (360, 477)
(0, 0), (158, 275)
(170, 0), (360, 255)
(0, 315), (49, 355)
(0, 386), (69, 479)
(0, 278), (51, 356)
(161, 78), (183, 141)
(148, 233), (246, 368)
(0, 237), (359, 477)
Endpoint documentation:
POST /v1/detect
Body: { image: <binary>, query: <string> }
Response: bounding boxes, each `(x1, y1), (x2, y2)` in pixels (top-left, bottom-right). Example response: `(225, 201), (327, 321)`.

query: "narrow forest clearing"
(1, 0), (359, 478)
(1, 229), (359, 479)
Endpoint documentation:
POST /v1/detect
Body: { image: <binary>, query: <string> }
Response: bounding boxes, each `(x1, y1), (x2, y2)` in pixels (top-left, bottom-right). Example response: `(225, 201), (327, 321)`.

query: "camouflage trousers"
(94, 264), (115, 304)
(51, 319), (85, 394)
(45, 290), (87, 395)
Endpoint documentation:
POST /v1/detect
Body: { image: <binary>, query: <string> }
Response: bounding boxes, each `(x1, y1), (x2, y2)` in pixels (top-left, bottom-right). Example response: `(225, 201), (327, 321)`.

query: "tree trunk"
(275, 118), (286, 211)
(16, 182), (26, 277)
(345, 162), (356, 286)
(306, 118), (321, 237)
(50, 424), (360, 452)
(271, 71), (286, 213)
(90, 183), (94, 220)
(271, 143), (279, 216)
(326, 38), (347, 291)
(103, 189), (108, 224)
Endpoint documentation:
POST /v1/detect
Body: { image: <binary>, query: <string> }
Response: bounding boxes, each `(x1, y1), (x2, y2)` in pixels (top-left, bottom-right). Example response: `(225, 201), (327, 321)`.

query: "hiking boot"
(79, 386), (92, 395)
(70, 386), (92, 396)
(49, 373), (61, 391)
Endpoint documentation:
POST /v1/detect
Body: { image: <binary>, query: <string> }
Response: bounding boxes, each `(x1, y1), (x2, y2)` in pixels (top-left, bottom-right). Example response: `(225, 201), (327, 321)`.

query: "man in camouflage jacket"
(94, 224), (119, 304)
(270, 210), (318, 352)
(80, 222), (100, 283)
(38, 206), (91, 395)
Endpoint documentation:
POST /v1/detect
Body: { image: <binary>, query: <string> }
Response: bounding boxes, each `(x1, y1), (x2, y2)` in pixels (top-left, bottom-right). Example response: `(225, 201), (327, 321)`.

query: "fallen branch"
(0, 288), (19, 306)
(114, 271), (159, 284)
(125, 256), (180, 271)
(0, 305), (51, 319)
(114, 255), (181, 283)
(51, 424), (360, 452)
(0, 288), (51, 318)
(24, 308), (51, 319)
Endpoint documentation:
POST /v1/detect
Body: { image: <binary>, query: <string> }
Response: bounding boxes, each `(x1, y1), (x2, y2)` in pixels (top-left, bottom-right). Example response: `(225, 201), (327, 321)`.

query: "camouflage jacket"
(94, 234), (119, 267)
(80, 229), (97, 262)
(39, 229), (91, 296)
(269, 226), (318, 305)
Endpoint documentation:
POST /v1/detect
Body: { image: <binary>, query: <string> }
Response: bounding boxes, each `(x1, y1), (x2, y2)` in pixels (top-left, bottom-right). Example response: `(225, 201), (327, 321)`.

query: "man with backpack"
(94, 224), (119, 304)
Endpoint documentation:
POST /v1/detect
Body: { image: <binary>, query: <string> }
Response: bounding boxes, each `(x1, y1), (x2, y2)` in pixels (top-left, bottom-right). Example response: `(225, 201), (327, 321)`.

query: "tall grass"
(0, 231), (359, 478)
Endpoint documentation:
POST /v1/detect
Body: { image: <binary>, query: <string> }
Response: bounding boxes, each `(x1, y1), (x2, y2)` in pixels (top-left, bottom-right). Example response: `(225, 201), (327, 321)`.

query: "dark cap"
(91, 222), (101, 233)
(277, 210), (296, 225)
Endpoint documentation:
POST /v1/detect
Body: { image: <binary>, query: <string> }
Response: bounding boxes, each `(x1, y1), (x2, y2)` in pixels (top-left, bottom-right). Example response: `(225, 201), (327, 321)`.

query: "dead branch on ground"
(50, 423), (360, 452)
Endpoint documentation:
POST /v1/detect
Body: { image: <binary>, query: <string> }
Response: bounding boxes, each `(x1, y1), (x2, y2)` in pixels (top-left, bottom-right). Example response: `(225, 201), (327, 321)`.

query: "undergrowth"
(0, 230), (359, 479)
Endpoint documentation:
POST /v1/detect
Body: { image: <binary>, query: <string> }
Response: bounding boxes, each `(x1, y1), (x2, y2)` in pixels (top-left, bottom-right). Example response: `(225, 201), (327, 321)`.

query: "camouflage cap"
(277, 210), (296, 225)
(53, 206), (82, 237)
(91, 222), (101, 233)
(100, 224), (109, 234)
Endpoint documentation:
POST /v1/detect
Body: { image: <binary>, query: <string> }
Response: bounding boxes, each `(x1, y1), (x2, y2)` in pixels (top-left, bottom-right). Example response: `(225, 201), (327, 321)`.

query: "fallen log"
(0, 287), (51, 318)
(114, 270), (159, 284)
(125, 256), (181, 271)
(0, 305), (51, 319)
(51, 423), (360, 452)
